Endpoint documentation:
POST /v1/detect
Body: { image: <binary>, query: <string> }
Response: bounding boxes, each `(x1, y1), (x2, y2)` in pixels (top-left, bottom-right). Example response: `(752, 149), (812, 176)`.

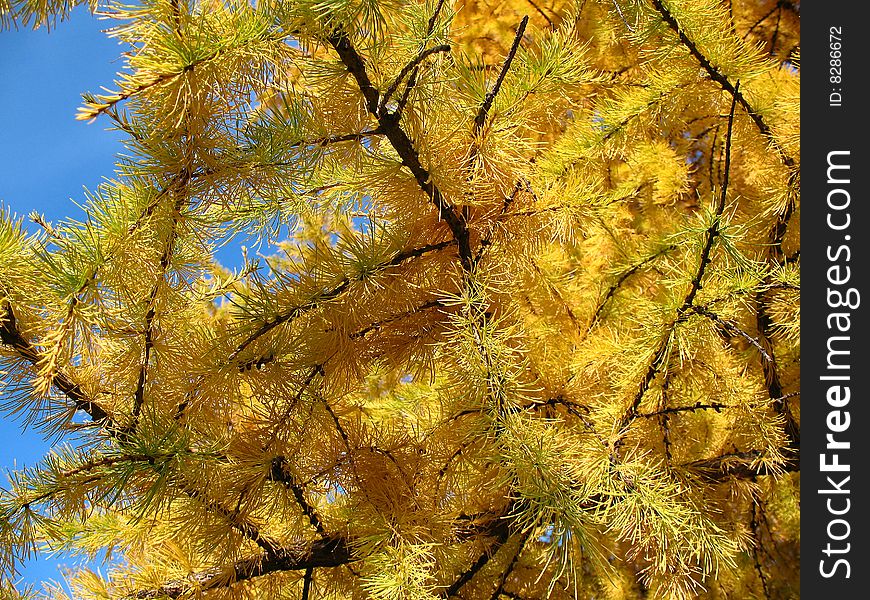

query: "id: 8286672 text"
(829, 26), (844, 107)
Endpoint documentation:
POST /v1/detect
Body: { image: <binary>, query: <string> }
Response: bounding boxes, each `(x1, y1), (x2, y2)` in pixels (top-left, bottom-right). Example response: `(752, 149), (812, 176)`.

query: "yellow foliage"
(0, 0), (799, 598)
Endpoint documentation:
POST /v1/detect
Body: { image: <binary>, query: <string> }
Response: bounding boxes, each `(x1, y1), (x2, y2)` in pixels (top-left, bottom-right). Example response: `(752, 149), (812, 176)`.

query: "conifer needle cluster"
(0, 1), (799, 598)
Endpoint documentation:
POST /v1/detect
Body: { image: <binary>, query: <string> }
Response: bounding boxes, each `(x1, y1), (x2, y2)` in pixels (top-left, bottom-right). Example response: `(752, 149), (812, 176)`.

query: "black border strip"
(803, 2), (869, 596)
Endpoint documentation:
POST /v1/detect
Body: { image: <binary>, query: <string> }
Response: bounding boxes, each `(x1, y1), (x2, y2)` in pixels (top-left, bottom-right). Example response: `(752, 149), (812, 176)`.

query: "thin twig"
(442, 528), (510, 597)
(586, 245), (676, 333)
(525, 0), (556, 29)
(691, 304), (772, 362)
(301, 566), (313, 600)
(379, 45), (451, 115)
(327, 28), (474, 270)
(0, 302), (111, 425)
(639, 401), (728, 418)
(473, 16), (529, 135)
(649, 0), (795, 169)
(230, 240), (454, 361)
(622, 85), (739, 424)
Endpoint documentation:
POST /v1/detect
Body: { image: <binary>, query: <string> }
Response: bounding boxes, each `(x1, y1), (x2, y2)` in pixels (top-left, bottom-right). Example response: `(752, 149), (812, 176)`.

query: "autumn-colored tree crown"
(0, 1), (799, 598)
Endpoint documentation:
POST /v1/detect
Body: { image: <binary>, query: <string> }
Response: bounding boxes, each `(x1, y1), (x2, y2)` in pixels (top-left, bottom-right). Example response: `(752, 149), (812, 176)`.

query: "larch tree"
(0, 0), (799, 599)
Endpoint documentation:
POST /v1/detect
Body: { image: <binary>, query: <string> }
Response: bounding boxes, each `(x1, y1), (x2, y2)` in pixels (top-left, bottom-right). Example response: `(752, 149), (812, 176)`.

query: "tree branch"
(638, 400), (728, 418)
(0, 301), (111, 425)
(325, 27), (474, 271)
(680, 81), (739, 312)
(269, 457), (327, 536)
(132, 509), (516, 598)
(684, 449), (798, 482)
(442, 521), (511, 597)
(473, 16), (529, 135)
(229, 239), (454, 361)
(648, 0), (795, 169)
(131, 535), (352, 598)
(586, 245), (676, 333)
(133, 184), (189, 425)
(621, 86), (738, 426)
(379, 44), (452, 115)
(690, 304), (772, 362)
(488, 531), (530, 600)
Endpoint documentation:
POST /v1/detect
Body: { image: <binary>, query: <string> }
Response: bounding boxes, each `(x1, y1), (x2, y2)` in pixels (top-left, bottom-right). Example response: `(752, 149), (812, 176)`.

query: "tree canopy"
(0, 1), (799, 598)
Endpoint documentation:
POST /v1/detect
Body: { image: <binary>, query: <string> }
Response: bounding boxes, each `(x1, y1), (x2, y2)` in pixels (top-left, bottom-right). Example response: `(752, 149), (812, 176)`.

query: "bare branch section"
(325, 28), (474, 271)
(132, 536), (352, 599)
(473, 16), (529, 134)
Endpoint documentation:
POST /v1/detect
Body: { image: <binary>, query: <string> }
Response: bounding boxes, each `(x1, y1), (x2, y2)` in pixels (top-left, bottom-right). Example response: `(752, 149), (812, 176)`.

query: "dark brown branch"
(321, 397), (351, 448)
(751, 502), (772, 600)
(680, 82), (738, 311)
(442, 522), (511, 598)
(649, 0), (795, 169)
(263, 364), (326, 442)
(269, 457), (327, 536)
(1, 302), (111, 425)
(488, 531), (530, 600)
(326, 28), (474, 271)
(80, 71), (182, 122)
(525, 0), (556, 29)
(473, 16), (529, 135)
(349, 299), (444, 339)
(132, 507), (517, 598)
(586, 245), (676, 333)
(129, 439), (795, 599)
(394, 0), (449, 117)
(639, 401), (728, 418)
(253, 131), (386, 169)
(660, 376), (673, 463)
(132, 536), (353, 598)
(301, 566), (313, 600)
(229, 240), (454, 361)
(742, 2), (781, 38)
(82, 30), (293, 122)
(755, 292), (799, 450)
(754, 167), (799, 451)
(379, 44), (452, 115)
(297, 129), (382, 149)
(473, 181), (523, 265)
(133, 187), (188, 424)
(1, 303), (288, 568)
(621, 90), (737, 425)
(625, 337), (670, 420)
(690, 305), (772, 362)
(182, 486), (281, 556)
(426, 0), (448, 35)
(684, 449), (798, 482)
(769, 5), (782, 57)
